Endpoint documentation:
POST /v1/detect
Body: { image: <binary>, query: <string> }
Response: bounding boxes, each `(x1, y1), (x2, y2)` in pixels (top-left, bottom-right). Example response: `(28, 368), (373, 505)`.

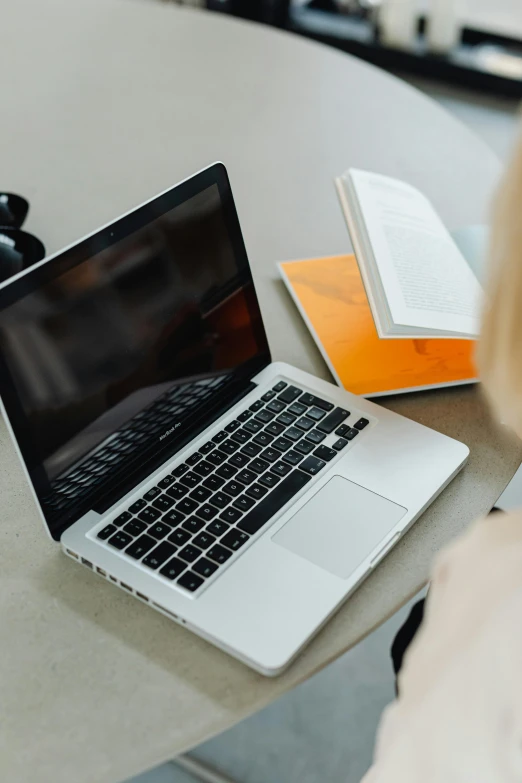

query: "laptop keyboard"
(95, 381), (370, 594)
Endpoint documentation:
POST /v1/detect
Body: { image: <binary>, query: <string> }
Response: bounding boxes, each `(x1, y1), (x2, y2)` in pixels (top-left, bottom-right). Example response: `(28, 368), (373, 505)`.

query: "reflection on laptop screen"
(0, 179), (269, 531)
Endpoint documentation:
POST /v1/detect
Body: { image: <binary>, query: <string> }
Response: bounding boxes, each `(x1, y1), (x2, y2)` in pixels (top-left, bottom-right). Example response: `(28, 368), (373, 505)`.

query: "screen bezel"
(0, 163), (271, 540)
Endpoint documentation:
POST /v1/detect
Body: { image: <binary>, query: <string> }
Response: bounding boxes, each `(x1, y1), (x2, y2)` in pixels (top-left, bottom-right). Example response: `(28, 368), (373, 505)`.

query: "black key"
(159, 557), (187, 580)
(162, 509), (185, 527)
(207, 544), (233, 565)
(258, 472), (281, 489)
(250, 457), (270, 474)
(190, 486), (212, 503)
(126, 534), (156, 559)
(200, 442), (215, 455)
(271, 460), (292, 477)
(177, 498), (199, 515)
(179, 472), (202, 488)
(129, 499), (146, 514)
(171, 463), (190, 478)
(314, 445), (337, 462)
(298, 393), (315, 407)
(186, 452), (203, 466)
(266, 399), (286, 414)
(295, 416), (314, 432)
(192, 531), (216, 550)
(178, 544), (202, 563)
(230, 429), (251, 445)
(207, 449), (227, 466)
(212, 430), (228, 443)
(277, 385), (302, 404)
(220, 439), (240, 455)
(97, 524), (116, 540)
(277, 412), (296, 427)
(261, 390), (276, 402)
(237, 470), (311, 535)
(193, 558), (219, 578)
(169, 528), (191, 547)
(207, 519), (230, 537)
(182, 516), (205, 534)
(152, 495), (175, 512)
(266, 421), (285, 437)
(253, 431), (274, 447)
(149, 522), (172, 540)
(233, 494), (256, 512)
(113, 511), (132, 527)
(346, 428), (359, 440)
(241, 442), (262, 458)
(335, 424), (351, 438)
(166, 483), (190, 500)
(225, 420), (241, 433)
(243, 419), (263, 434)
(288, 401), (307, 416)
(306, 406), (326, 422)
(230, 452), (250, 469)
(260, 447), (282, 463)
(142, 542), (177, 570)
(310, 395), (334, 412)
(221, 529), (250, 551)
(299, 456), (326, 476)
(195, 504), (219, 522)
(203, 474), (225, 491)
(223, 480), (243, 497)
(316, 407), (350, 434)
(238, 410), (253, 422)
(157, 475), (175, 489)
(219, 506), (242, 524)
(210, 491), (232, 509)
(305, 429), (326, 445)
(249, 400), (264, 412)
(123, 520), (148, 537)
(236, 469), (257, 485)
(177, 572), (205, 592)
(354, 417), (369, 430)
(273, 381), (287, 392)
(333, 437), (348, 451)
(285, 426), (302, 442)
(193, 460), (214, 477)
(272, 437), (292, 452)
(216, 463), (238, 479)
(282, 450), (304, 466)
(137, 507), (161, 524)
(245, 483), (268, 500)
(255, 409), (275, 423)
(144, 486), (161, 501)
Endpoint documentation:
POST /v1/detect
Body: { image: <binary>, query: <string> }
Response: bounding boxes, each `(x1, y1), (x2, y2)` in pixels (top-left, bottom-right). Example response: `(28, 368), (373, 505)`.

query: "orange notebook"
(279, 254), (477, 397)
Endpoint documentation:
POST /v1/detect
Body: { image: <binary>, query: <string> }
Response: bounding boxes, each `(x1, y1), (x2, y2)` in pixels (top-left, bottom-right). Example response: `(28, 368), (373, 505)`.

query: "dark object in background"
(218, 0), (291, 26)
(0, 193), (45, 283)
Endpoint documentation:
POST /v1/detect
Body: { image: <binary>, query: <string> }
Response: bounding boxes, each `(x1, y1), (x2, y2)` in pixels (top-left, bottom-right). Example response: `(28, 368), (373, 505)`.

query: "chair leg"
(171, 754), (244, 783)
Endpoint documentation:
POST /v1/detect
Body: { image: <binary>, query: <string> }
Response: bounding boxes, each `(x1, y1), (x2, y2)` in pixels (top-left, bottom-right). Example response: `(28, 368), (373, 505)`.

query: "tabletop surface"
(2, 1), (521, 782)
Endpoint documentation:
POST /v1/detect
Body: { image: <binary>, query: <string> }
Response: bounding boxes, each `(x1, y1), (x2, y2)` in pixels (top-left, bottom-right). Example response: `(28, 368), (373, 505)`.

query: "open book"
(335, 169), (484, 339)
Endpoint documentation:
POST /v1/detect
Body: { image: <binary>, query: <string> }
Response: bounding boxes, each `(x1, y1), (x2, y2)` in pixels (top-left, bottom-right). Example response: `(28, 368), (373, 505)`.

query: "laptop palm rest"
(272, 476), (407, 579)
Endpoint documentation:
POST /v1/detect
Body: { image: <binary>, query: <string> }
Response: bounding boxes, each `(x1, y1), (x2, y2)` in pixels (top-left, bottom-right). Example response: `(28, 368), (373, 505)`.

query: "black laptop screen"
(0, 167), (270, 538)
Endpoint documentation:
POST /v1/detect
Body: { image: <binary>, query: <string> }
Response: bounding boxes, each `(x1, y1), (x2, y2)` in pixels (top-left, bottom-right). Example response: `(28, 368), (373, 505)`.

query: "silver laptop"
(0, 164), (468, 675)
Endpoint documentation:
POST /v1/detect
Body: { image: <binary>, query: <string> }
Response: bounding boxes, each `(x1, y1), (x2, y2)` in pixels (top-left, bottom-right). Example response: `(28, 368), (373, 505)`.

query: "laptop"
(0, 163), (468, 675)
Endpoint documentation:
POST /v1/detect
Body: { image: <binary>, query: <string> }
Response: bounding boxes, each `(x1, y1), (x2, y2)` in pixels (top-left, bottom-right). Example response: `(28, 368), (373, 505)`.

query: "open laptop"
(0, 163), (468, 675)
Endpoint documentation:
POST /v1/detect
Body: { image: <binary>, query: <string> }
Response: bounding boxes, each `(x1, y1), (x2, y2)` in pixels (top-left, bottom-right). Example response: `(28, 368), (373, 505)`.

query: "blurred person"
(362, 125), (522, 781)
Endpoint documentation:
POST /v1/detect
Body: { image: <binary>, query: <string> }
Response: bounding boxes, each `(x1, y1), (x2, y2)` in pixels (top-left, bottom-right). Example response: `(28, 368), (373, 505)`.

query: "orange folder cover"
(279, 254), (477, 397)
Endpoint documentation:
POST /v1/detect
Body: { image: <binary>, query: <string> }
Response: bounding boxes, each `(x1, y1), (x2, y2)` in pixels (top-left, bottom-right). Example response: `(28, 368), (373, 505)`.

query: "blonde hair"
(477, 129), (522, 437)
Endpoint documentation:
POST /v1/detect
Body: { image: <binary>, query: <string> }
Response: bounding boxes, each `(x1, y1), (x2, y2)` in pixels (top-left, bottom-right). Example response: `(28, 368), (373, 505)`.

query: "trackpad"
(272, 476), (406, 579)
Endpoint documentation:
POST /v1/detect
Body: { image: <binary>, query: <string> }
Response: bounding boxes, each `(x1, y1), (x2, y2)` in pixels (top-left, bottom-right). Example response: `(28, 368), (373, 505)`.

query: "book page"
(349, 169), (483, 337)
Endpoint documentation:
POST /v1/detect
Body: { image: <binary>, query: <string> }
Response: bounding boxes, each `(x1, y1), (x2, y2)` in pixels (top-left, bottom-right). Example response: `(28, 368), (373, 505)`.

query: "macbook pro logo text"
(159, 422), (182, 441)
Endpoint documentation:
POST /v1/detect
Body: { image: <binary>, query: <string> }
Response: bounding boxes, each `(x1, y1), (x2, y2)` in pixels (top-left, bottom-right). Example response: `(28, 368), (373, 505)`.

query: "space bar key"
(237, 470), (312, 536)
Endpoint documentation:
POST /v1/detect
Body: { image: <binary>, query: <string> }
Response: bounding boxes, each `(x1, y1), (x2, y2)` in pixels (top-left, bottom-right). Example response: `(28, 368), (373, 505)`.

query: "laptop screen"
(0, 164), (270, 538)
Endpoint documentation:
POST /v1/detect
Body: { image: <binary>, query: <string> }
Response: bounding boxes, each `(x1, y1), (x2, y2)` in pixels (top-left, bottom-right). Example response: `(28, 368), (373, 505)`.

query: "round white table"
(2, 2), (520, 782)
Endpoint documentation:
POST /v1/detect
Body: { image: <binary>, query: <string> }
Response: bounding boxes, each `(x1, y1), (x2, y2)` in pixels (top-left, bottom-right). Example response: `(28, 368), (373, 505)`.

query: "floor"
(128, 22), (521, 783)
